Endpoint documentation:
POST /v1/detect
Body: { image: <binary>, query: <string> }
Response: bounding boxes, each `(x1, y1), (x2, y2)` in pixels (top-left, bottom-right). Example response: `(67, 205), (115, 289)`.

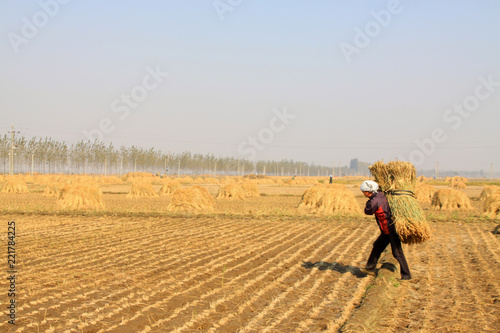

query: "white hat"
(360, 180), (379, 193)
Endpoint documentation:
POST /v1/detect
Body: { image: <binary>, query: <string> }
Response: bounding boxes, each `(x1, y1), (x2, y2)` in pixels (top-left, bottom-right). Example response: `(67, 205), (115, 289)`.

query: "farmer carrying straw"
(360, 180), (412, 281)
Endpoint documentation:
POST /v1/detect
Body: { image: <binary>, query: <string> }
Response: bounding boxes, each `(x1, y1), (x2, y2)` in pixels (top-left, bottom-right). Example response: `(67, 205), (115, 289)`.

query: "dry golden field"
(0, 175), (498, 332)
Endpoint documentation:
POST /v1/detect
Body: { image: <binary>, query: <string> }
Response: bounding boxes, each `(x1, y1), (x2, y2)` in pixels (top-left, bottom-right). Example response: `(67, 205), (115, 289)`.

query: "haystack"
(121, 172), (153, 182)
(417, 175), (429, 183)
(2, 176), (30, 194)
(216, 182), (259, 199)
(158, 180), (181, 196)
(168, 186), (215, 212)
(415, 183), (436, 204)
(298, 185), (329, 210)
(480, 185), (498, 201)
(127, 180), (158, 198)
(43, 182), (65, 197)
(431, 188), (473, 211)
(57, 182), (104, 210)
(216, 184), (246, 200)
(369, 160), (431, 244)
(97, 176), (124, 185)
(241, 182), (259, 197)
(451, 180), (467, 189)
(204, 177), (219, 184)
(298, 184), (361, 215)
(445, 176), (468, 183)
(483, 189), (500, 218)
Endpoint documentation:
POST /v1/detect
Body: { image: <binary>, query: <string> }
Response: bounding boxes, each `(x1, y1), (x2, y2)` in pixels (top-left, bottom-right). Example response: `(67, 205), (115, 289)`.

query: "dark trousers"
(366, 232), (412, 279)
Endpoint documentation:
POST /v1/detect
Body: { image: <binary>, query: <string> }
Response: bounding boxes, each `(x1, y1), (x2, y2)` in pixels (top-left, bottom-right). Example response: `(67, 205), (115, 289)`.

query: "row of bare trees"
(0, 135), (347, 177)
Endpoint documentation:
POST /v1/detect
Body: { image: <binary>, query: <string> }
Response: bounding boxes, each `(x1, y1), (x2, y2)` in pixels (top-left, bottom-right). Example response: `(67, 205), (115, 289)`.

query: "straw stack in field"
(204, 177), (219, 184)
(216, 184), (246, 199)
(57, 182), (104, 210)
(451, 179), (467, 189)
(127, 180), (158, 198)
(369, 160), (431, 244)
(417, 175), (429, 183)
(415, 183), (436, 204)
(121, 172), (153, 182)
(241, 182), (259, 197)
(158, 179), (181, 196)
(483, 189), (500, 218)
(431, 188), (473, 211)
(480, 185), (498, 201)
(2, 176), (30, 194)
(445, 176), (468, 184)
(168, 186), (215, 212)
(43, 182), (65, 197)
(298, 185), (329, 210)
(216, 182), (259, 199)
(298, 184), (361, 215)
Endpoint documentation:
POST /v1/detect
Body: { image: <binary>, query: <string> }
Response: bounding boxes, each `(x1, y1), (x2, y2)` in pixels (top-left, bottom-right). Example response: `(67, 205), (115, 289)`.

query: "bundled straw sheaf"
(415, 183), (436, 204)
(57, 182), (105, 210)
(298, 184), (361, 215)
(127, 180), (158, 198)
(483, 189), (500, 218)
(158, 180), (181, 196)
(216, 182), (260, 200)
(431, 188), (472, 211)
(369, 161), (431, 244)
(2, 175), (30, 194)
(168, 186), (215, 212)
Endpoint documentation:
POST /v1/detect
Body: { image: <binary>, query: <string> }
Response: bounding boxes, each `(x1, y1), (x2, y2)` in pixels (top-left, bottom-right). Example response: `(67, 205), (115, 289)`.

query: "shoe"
(397, 276), (412, 281)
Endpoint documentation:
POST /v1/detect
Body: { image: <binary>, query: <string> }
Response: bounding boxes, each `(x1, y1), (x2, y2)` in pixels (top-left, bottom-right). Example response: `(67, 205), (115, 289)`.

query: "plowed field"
(1, 213), (498, 332)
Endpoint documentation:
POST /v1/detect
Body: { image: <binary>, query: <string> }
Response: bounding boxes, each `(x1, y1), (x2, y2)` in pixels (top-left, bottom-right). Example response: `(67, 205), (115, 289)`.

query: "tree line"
(0, 135), (364, 177)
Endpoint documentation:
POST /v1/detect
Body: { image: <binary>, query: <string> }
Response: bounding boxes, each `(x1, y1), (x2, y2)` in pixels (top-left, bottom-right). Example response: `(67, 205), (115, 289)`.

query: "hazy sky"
(1, 0), (499, 172)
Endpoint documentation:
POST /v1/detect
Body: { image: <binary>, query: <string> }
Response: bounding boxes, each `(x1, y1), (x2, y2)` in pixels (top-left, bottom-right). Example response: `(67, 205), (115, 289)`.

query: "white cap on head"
(360, 180), (379, 193)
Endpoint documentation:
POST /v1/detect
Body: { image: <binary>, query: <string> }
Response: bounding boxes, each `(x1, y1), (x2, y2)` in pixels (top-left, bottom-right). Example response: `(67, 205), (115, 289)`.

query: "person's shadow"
(301, 261), (368, 278)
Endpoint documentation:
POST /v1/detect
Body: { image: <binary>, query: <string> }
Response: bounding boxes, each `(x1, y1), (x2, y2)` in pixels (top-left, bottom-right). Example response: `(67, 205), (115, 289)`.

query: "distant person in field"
(360, 180), (412, 280)
(329, 175), (333, 184)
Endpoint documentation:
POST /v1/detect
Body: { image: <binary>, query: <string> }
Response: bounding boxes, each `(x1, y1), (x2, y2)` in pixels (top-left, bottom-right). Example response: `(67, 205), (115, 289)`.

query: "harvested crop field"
(0, 177), (499, 332)
(1, 214), (498, 332)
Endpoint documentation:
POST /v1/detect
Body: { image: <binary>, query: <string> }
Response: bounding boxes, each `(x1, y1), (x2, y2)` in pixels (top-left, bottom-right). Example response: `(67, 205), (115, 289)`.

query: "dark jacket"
(364, 191), (394, 235)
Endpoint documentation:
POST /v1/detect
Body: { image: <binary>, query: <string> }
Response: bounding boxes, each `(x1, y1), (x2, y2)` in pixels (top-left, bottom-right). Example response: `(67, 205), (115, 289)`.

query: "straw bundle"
(445, 176), (468, 183)
(483, 189), (500, 218)
(204, 177), (219, 184)
(369, 161), (431, 244)
(57, 182), (104, 210)
(180, 176), (194, 184)
(158, 180), (181, 196)
(451, 180), (467, 189)
(43, 182), (65, 197)
(298, 185), (329, 210)
(431, 188), (473, 211)
(2, 176), (30, 194)
(168, 186), (215, 212)
(216, 184), (246, 200)
(298, 184), (361, 215)
(121, 172), (153, 182)
(417, 175), (429, 183)
(127, 180), (158, 198)
(480, 185), (498, 201)
(241, 182), (259, 197)
(415, 183), (436, 204)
